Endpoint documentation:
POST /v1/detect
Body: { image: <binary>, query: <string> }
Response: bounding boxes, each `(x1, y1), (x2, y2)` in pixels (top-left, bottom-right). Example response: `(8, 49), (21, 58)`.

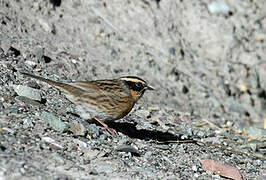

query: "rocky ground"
(0, 0), (265, 179)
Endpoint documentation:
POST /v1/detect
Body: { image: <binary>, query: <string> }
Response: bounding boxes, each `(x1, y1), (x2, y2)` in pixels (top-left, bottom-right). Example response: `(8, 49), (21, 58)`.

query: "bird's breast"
(74, 94), (135, 122)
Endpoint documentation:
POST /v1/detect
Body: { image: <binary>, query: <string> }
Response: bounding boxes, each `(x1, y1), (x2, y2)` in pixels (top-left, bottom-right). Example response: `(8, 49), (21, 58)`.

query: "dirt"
(0, 0), (265, 179)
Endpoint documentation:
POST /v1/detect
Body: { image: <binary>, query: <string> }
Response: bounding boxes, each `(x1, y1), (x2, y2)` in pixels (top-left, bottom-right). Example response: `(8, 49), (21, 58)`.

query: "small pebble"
(86, 124), (100, 138)
(89, 169), (98, 175)
(169, 47), (176, 56)
(84, 150), (100, 160)
(41, 137), (64, 150)
(135, 109), (150, 118)
(116, 145), (140, 156)
(208, 1), (230, 14)
(2, 127), (15, 134)
(192, 165), (197, 172)
(42, 137), (56, 143)
(73, 139), (87, 149)
(22, 117), (34, 128)
(225, 120), (234, 127)
(25, 60), (37, 68)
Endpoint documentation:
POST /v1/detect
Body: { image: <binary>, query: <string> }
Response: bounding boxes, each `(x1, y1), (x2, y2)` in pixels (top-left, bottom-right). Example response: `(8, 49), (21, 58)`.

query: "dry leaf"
(201, 159), (243, 180)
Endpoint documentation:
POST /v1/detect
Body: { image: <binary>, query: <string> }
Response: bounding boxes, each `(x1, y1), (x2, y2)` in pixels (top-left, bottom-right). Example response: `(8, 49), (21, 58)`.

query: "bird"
(21, 72), (154, 134)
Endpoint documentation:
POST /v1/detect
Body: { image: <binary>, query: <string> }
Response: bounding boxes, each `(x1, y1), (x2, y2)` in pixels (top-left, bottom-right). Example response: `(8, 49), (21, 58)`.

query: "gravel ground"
(0, 0), (265, 179)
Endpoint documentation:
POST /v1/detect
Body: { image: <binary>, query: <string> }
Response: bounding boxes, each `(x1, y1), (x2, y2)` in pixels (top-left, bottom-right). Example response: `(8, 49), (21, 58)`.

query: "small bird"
(21, 72), (154, 134)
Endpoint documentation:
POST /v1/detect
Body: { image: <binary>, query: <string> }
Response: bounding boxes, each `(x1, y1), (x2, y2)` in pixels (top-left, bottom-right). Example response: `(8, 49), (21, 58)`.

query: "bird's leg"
(94, 117), (117, 134)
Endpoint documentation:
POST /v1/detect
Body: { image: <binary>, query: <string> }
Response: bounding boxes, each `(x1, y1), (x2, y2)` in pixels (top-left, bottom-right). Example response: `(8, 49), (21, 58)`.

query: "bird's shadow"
(106, 121), (180, 142)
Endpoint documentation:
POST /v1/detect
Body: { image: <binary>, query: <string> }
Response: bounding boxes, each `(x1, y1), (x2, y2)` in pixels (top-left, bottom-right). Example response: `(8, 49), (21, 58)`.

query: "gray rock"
(41, 111), (68, 133)
(69, 120), (87, 136)
(15, 96), (43, 107)
(11, 85), (41, 101)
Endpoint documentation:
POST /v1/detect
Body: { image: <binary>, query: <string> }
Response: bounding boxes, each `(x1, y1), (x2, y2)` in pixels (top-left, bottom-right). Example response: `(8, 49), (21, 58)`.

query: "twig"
(194, 139), (266, 161)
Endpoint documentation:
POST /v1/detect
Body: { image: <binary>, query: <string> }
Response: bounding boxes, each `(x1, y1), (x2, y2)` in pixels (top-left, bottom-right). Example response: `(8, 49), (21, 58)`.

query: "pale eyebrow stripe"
(120, 78), (145, 84)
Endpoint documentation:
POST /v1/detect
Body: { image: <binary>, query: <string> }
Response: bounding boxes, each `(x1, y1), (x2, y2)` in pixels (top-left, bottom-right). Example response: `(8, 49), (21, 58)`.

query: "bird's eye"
(136, 82), (144, 89)
(124, 80), (146, 92)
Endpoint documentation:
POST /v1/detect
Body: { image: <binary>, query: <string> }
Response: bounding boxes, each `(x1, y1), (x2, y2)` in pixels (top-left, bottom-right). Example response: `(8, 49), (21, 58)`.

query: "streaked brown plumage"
(21, 72), (154, 133)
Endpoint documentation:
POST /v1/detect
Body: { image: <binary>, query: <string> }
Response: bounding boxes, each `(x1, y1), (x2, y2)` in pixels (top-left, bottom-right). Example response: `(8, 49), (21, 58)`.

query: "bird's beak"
(146, 85), (155, 90)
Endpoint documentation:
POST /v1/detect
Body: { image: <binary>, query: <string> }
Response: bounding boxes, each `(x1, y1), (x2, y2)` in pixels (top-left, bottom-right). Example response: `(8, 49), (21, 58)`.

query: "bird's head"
(120, 76), (154, 102)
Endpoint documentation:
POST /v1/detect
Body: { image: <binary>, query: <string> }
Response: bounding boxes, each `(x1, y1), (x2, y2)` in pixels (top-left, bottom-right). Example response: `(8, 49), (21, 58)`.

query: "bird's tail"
(21, 72), (81, 96)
